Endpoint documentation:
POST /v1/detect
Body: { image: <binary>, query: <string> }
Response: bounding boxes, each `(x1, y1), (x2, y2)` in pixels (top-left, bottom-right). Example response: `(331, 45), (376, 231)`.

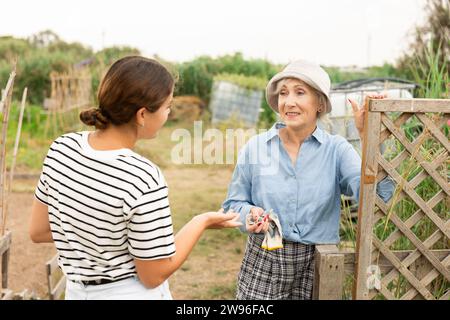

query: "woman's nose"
(284, 94), (296, 107)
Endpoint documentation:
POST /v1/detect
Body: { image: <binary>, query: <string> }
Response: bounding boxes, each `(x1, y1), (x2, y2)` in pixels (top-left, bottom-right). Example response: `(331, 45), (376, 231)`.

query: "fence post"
(313, 244), (345, 300)
(353, 101), (381, 300)
(0, 231), (12, 289)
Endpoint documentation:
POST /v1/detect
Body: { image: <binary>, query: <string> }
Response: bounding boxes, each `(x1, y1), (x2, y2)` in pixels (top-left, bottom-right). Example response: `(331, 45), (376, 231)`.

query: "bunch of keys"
(248, 209), (273, 226)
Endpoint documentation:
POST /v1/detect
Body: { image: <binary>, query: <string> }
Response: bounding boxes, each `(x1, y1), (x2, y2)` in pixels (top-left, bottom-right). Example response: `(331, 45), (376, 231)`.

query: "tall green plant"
(409, 43), (449, 98)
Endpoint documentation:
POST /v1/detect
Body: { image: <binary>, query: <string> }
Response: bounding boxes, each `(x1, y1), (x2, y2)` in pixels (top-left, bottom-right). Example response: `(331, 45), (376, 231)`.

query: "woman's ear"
(135, 107), (147, 127)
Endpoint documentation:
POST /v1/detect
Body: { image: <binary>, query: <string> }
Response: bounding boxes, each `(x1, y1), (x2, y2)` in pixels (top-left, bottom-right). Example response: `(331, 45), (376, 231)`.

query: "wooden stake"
(9, 87), (27, 190)
(2, 88), (27, 233)
(0, 66), (16, 236)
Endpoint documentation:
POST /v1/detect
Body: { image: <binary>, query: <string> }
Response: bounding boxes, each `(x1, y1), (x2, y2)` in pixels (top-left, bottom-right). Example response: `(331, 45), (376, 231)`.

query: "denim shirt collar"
(265, 122), (325, 144)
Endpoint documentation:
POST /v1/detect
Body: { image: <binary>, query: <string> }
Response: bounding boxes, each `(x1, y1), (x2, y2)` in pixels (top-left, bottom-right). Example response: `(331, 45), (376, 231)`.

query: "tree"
(28, 30), (61, 48)
(397, 0), (449, 83)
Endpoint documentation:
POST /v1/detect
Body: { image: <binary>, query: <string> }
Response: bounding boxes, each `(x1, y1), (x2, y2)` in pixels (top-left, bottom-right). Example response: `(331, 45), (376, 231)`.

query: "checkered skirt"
(236, 234), (315, 300)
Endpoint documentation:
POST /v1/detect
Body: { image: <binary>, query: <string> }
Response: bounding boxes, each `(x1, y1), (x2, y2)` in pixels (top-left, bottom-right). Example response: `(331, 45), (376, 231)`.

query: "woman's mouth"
(285, 112), (300, 118)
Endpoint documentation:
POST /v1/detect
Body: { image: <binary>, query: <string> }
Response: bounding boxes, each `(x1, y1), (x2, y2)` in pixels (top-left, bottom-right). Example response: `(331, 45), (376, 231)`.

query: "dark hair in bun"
(79, 108), (110, 129)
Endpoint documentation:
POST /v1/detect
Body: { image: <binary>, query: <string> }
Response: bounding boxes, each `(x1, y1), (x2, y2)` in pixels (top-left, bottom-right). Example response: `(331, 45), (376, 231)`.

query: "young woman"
(222, 59), (394, 300)
(29, 56), (241, 300)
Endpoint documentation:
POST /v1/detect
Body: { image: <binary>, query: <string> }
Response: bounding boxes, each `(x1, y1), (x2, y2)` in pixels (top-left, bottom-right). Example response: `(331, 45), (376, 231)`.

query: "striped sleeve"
(34, 171), (49, 205)
(34, 142), (55, 206)
(127, 178), (176, 260)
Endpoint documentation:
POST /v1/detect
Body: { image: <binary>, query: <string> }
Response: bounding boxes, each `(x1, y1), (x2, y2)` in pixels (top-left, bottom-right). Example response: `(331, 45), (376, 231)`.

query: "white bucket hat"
(265, 59), (332, 113)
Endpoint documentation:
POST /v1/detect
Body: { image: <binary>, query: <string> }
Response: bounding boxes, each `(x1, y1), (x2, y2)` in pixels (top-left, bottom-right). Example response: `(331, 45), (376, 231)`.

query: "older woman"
(222, 60), (393, 300)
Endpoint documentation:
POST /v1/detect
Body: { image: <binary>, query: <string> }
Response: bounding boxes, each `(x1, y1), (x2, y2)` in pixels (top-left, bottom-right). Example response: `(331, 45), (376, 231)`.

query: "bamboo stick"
(1, 88), (27, 234)
(9, 87), (27, 189)
(0, 66), (16, 236)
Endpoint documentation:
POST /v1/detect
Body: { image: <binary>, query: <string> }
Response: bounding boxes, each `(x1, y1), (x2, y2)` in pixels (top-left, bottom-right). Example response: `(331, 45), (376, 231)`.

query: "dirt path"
(5, 192), (56, 298)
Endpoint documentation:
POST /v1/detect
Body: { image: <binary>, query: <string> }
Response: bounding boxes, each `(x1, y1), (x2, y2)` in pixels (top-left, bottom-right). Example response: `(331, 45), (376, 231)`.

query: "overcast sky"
(1, 0), (428, 67)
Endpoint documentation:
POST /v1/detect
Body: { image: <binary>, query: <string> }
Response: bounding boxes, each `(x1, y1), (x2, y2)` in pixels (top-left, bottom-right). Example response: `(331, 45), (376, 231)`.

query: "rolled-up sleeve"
(222, 145), (254, 233)
(338, 141), (362, 201)
(339, 140), (395, 204)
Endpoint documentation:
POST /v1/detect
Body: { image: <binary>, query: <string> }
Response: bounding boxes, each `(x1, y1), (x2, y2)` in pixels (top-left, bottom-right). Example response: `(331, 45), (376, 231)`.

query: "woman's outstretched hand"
(348, 93), (386, 140)
(200, 208), (242, 229)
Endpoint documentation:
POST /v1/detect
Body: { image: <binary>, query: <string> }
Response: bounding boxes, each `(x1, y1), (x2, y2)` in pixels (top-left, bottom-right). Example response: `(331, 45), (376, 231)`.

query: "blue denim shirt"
(222, 122), (394, 244)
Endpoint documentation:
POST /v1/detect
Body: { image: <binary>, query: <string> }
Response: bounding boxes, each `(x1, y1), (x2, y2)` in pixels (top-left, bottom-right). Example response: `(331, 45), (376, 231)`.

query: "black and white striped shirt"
(34, 131), (176, 282)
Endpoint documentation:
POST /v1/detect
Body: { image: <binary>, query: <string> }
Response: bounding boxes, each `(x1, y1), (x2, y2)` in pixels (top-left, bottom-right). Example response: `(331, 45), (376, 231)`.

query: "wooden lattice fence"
(354, 98), (449, 300)
(47, 69), (92, 112)
(44, 69), (92, 137)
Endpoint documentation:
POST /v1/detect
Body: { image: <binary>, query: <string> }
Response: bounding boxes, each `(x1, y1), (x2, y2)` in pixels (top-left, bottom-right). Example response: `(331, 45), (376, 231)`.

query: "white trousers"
(65, 276), (173, 300)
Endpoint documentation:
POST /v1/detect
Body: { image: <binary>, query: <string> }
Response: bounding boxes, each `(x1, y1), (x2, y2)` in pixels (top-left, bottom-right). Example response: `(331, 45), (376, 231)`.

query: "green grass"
(206, 282), (237, 299)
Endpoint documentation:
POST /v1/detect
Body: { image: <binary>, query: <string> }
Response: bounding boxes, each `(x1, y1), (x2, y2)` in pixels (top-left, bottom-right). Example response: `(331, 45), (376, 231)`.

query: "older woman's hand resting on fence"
(348, 93), (387, 140)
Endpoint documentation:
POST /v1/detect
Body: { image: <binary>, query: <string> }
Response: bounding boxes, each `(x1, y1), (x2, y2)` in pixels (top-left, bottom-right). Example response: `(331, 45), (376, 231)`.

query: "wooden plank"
(375, 197), (446, 286)
(1, 249), (10, 290)
(5, 87), (27, 226)
(375, 198), (450, 281)
(382, 210), (423, 247)
(354, 104), (381, 300)
(418, 161), (449, 196)
(377, 170), (388, 182)
(382, 230), (444, 289)
(46, 254), (59, 274)
(0, 70), (16, 117)
(45, 254), (58, 300)
(402, 254), (450, 300)
(379, 112), (411, 150)
(50, 275), (66, 300)
(0, 288), (13, 300)
(316, 244), (341, 254)
(367, 253), (447, 300)
(373, 237), (435, 300)
(0, 68), (16, 235)
(46, 253), (66, 300)
(46, 258), (54, 297)
(377, 149), (442, 292)
(389, 149), (409, 171)
(0, 231), (12, 255)
(313, 245), (344, 300)
(408, 256), (434, 300)
(370, 99), (450, 113)
(416, 113), (450, 152)
(439, 289), (450, 300)
(381, 114), (449, 196)
(377, 155), (449, 238)
(380, 189), (443, 248)
(1, 231), (11, 289)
